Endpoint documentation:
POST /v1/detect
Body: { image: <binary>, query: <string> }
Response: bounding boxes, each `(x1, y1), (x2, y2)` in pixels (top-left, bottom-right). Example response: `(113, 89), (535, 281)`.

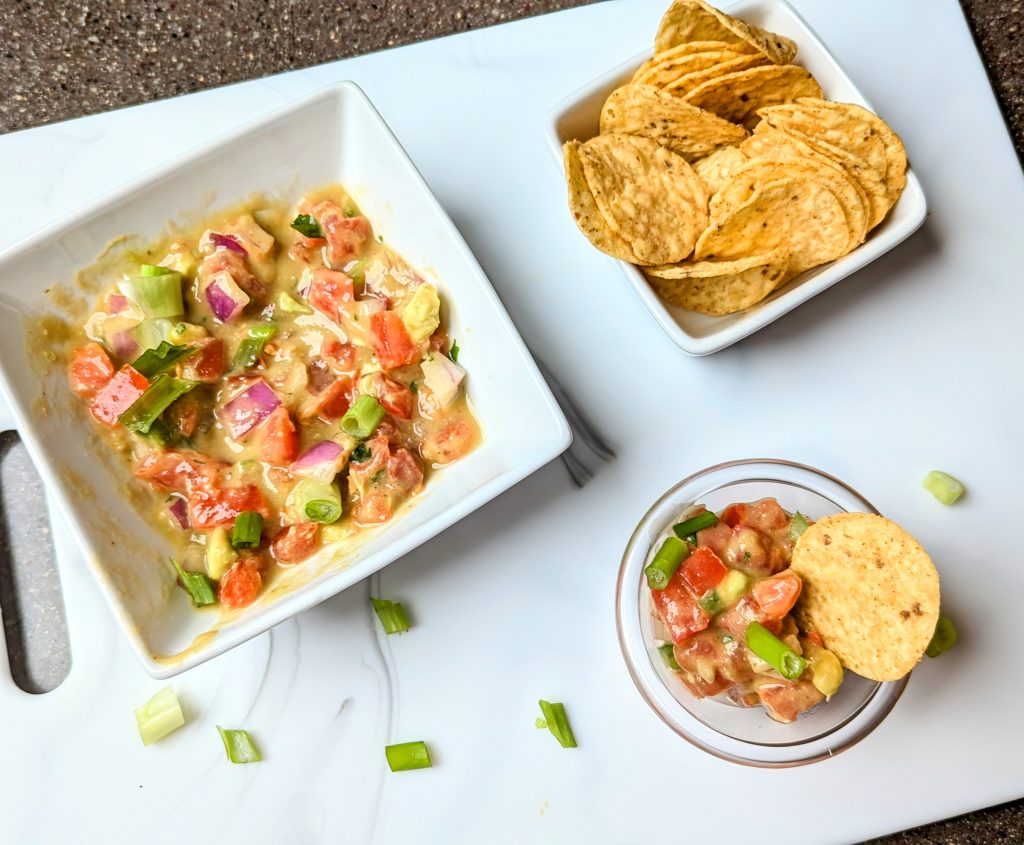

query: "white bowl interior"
(0, 83), (569, 676)
(546, 0), (927, 355)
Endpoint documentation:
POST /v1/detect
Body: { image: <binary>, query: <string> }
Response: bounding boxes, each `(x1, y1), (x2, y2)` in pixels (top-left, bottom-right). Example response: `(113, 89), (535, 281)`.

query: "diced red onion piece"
(110, 328), (139, 360)
(291, 440), (345, 483)
(108, 293), (130, 314)
(204, 270), (250, 323)
(359, 296), (387, 315)
(210, 233), (247, 255)
(219, 379), (281, 440)
(421, 353), (466, 408)
(167, 496), (190, 529)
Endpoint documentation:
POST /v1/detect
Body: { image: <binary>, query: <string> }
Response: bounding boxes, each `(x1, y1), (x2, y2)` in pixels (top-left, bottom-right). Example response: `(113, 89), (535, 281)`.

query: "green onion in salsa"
(233, 323), (277, 370)
(746, 621), (806, 680)
(644, 536), (689, 590)
(132, 341), (197, 378)
(672, 511), (718, 541)
(171, 558), (217, 607)
(340, 395), (385, 440)
(119, 375), (199, 434)
(231, 511), (263, 549)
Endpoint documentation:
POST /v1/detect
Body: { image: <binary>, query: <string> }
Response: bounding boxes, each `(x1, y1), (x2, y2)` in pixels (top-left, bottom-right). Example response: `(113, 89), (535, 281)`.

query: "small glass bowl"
(615, 459), (909, 767)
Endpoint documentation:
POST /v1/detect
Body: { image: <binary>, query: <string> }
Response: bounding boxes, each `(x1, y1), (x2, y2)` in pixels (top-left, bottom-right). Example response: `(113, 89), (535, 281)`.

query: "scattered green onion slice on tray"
(671, 511), (718, 541)
(926, 616), (958, 658)
(923, 470), (965, 505)
(371, 597), (411, 634)
(746, 622), (805, 680)
(135, 686), (185, 746)
(538, 700), (577, 748)
(385, 741), (432, 772)
(231, 511), (263, 549)
(340, 395), (386, 439)
(171, 558), (217, 607)
(644, 536), (689, 590)
(217, 727), (262, 763)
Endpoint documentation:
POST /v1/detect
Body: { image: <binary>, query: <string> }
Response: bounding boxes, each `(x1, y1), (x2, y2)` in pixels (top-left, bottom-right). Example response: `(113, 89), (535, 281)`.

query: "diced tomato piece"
(182, 337), (225, 383)
(316, 203), (372, 267)
(301, 376), (352, 422)
(652, 569), (711, 644)
(680, 547), (729, 598)
(306, 268), (354, 323)
(89, 365), (148, 425)
(694, 522), (732, 560)
(252, 405), (298, 465)
(718, 596), (782, 640)
(219, 560), (263, 609)
(354, 489), (395, 525)
(272, 522), (320, 564)
(751, 571), (802, 621)
(377, 376), (415, 421)
(69, 342), (115, 398)
(757, 678), (824, 723)
(369, 311), (420, 370)
(166, 395), (200, 439)
(720, 503), (748, 528)
(679, 673), (734, 699)
(745, 498), (790, 532)
(806, 631), (825, 648)
(673, 630), (753, 690)
(135, 449), (228, 494)
(428, 328), (449, 353)
(387, 448), (424, 494)
(421, 417), (475, 465)
(321, 337), (357, 371)
(188, 484), (269, 529)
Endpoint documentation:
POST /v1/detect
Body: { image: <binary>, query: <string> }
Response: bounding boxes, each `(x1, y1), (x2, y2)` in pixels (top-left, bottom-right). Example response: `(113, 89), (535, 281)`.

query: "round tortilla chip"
(645, 249), (789, 314)
(790, 514), (940, 682)
(709, 155), (869, 250)
(631, 42), (745, 88)
(693, 145), (748, 194)
(579, 134), (709, 265)
(655, 0), (797, 65)
(684, 64), (823, 130)
(663, 53), (769, 98)
(563, 140), (641, 264)
(694, 177), (848, 274)
(599, 84), (748, 160)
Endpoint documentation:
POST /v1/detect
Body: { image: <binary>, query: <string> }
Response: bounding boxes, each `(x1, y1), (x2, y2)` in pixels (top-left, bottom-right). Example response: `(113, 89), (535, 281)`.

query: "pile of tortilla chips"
(564, 0), (908, 316)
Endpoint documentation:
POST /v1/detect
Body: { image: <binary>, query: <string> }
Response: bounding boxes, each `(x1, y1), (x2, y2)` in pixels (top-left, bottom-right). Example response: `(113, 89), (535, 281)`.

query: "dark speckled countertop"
(0, 2), (1021, 843)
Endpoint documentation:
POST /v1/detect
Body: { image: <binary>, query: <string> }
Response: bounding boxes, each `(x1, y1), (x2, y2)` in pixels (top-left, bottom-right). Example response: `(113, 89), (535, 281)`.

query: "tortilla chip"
(694, 176), (848, 275)
(599, 84), (748, 160)
(655, 0), (797, 65)
(663, 53), (769, 97)
(646, 249), (789, 314)
(632, 41), (745, 88)
(563, 140), (641, 264)
(790, 513), (940, 682)
(710, 154), (868, 250)
(684, 64), (823, 130)
(693, 145), (748, 193)
(579, 134), (709, 265)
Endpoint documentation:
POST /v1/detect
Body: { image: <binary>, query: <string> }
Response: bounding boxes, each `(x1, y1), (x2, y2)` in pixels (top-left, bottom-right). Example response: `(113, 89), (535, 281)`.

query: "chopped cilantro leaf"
(291, 214), (323, 239)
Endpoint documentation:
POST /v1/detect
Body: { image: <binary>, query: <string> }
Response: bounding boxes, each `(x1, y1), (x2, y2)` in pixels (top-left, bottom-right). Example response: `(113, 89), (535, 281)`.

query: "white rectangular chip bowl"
(545, 0), (927, 356)
(0, 82), (570, 678)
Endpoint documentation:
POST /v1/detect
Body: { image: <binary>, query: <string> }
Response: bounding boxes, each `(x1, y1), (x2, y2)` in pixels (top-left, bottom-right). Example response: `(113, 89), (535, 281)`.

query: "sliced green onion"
(348, 258), (367, 283)
(217, 727), (262, 763)
(171, 557), (217, 607)
(132, 340), (197, 378)
(385, 740), (432, 772)
(290, 478), (343, 524)
(340, 395), (385, 439)
(277, 291), (312, 314)
(119, 271), (184, 319)
(291, 213), (323, 239)
(538, 700), (577, 748)
(231, 511), (263, 550)
(698, 589), (725, 615)
(535, 717), (548, 729)
(449, 339), (460, 362)
(644, 536), (689, 590)
(371, 597), (411, 634)
(135, 686), (185, 746)
(350, 442), (371, 463)
(789, 511), (811, 542)
(746, 621), (805, 680)
(140, 263), (172, 277)
(233, 323), (277, 370)
(672, 510), (718, 541)
(343, 199), (361, 218)
(118, 375), (199, 434)
(926, 615), (958, 658)
(923, 470), (965, 505)
(658, 643), (681, 671)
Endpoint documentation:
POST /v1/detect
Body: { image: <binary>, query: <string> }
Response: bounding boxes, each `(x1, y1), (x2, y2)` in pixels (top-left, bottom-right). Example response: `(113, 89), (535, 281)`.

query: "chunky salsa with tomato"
(67, 187), (479, 611)
(647, 498), (845, 723)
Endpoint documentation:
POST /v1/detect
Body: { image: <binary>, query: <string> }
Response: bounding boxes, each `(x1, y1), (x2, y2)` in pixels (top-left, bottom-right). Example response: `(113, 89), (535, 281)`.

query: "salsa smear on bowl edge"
(67, 186), (480, 611)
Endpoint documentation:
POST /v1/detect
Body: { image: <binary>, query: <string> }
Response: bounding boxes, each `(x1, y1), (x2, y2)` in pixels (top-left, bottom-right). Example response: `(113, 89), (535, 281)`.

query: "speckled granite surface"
(0, 1), (1021, 842)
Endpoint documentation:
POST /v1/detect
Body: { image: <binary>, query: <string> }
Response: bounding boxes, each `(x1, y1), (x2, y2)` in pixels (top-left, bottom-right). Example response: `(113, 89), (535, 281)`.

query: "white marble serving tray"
(0, 0), (1022, 842)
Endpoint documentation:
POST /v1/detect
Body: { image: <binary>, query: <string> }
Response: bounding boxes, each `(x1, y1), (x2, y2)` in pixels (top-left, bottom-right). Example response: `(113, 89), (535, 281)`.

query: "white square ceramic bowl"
(0, 82), (570, 678)
(545, 0), (927, 356)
